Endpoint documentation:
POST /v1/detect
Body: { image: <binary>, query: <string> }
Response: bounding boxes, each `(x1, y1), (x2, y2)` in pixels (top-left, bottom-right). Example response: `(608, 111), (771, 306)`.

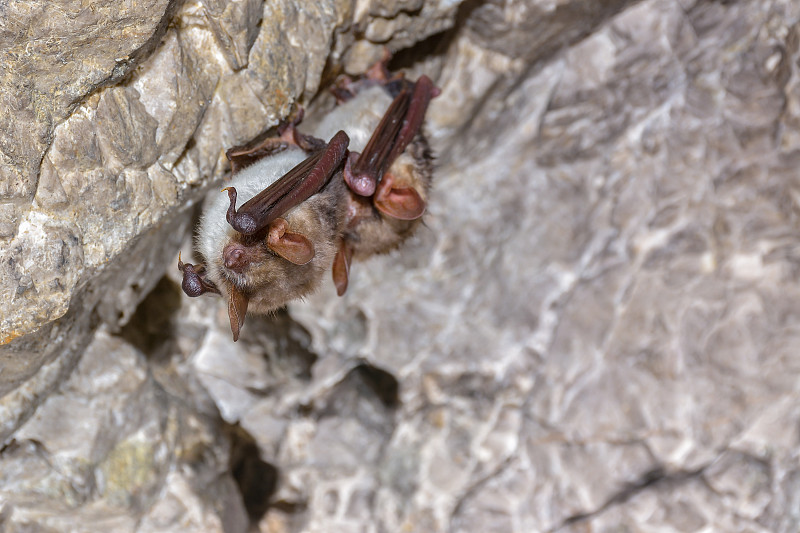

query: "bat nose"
(223, 244), (248, 272)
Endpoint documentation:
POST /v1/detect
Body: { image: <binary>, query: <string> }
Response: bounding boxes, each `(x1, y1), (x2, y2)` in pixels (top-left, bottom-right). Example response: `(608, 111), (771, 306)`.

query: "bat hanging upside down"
(178, 64), (439, 341)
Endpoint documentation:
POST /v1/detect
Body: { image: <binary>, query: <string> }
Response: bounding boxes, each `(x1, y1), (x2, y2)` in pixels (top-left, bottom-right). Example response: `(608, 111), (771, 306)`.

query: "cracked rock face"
(0, 0), (458, 437)
(3, 0), (800, 531)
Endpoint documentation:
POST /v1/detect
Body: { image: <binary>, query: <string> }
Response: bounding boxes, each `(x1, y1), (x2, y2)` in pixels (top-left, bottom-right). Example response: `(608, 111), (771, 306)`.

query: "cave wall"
(2, 0), (800, 531)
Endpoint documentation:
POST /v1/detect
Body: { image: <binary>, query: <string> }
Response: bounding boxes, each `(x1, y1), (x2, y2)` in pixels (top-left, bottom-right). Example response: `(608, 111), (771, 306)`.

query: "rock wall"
(2, 0), (800, 531)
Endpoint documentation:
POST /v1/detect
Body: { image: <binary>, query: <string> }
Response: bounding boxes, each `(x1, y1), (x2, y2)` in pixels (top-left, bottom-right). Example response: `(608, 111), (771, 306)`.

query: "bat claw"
(365, 49), (395, 84)
(331, 49), (405, 103)
(278, 111), (327, 152)
(277, 107), (305, 136)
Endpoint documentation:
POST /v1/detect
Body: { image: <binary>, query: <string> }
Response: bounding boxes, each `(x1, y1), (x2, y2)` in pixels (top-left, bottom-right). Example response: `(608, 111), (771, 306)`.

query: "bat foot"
(226, 137), (290, 175)
(177, 252), (221, 297)
(226, 107), (327, 174)
(364, 48), (396, 84)
(331, 49), (406, 103)
(277, 110), (326, 152)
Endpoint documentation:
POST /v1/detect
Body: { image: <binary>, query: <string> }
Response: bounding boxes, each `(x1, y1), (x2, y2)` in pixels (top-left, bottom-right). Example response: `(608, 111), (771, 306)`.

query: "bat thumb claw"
(344, 152), (377, 197)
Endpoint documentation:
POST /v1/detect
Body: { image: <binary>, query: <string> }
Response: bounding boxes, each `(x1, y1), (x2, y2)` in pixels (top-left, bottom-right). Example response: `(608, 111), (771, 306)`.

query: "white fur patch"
(197, 148), (308, 286)
(312, 86), (393, 152)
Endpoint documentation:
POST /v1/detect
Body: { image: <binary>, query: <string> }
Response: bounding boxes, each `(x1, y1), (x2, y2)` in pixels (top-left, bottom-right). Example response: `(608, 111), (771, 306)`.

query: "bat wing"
(225, 130), (350, 235)
(344, 75), (437, 202)
(226, 129), (291, 175)
(226, 109), (329, 175)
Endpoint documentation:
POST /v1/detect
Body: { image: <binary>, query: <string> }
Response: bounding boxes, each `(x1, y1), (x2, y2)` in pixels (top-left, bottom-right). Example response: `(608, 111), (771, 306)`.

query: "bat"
(179, 130), (350, 342)
(178, 61), (439, 341)
(315, 67), (438, 296)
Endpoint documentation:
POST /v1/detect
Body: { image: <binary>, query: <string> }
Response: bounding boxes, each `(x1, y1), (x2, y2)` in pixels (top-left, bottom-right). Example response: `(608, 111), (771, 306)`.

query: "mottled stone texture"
(0, 0), (457, 439)
(2, 0), (800, 531)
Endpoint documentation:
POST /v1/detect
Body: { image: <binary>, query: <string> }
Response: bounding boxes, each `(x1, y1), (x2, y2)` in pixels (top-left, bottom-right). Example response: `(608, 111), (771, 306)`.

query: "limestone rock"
(0, 0), (453, 439)
(0, 328), (248, 532)
(3, 0), (800, 531)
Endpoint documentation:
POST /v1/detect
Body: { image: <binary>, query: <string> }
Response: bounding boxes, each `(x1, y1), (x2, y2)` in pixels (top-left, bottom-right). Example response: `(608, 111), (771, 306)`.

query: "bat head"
(210, 183), (346, 341)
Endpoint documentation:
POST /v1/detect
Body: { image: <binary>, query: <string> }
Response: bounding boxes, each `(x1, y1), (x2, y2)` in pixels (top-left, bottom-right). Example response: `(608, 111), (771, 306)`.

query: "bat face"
(197, 148), (307, 284)
(178, 62), (438, 341)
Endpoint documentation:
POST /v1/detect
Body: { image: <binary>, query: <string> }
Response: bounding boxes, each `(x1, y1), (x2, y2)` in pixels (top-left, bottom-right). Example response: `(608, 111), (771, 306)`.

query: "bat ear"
(267, 218), (315, 265)
(228, 286), (249, 342)
(332, 241), (353, 296)
(374, 173), (426, 220)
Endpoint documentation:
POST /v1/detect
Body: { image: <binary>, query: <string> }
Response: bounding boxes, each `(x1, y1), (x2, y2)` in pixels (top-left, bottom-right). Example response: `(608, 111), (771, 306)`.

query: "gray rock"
(201, 0), (264, 71)
(0, 328), (248, 532)
(3, 0), (800, 531)
(0, 0), (179, 202)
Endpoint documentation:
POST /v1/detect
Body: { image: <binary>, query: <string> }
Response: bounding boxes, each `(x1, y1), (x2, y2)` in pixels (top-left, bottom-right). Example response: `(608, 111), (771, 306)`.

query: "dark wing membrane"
(386, 75), (436, 165)
(226, 130), (289, 175)
(225, 130), (350, 235)
(347, 75), (437, 196)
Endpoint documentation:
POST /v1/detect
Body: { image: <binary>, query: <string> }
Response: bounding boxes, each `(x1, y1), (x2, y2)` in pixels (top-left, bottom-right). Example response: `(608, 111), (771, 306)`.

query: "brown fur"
(344, 134), (433, 261)
(224, 176), (348, 314)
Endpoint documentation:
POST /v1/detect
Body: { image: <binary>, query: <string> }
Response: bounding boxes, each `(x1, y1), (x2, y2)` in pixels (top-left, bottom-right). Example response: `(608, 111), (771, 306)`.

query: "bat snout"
(223, 243), (251, 272)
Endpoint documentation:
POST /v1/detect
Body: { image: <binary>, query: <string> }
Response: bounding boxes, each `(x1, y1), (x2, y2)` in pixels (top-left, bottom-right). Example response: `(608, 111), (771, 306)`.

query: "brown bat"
(315, 69), (438, 296)
(178, 65), (438, 341)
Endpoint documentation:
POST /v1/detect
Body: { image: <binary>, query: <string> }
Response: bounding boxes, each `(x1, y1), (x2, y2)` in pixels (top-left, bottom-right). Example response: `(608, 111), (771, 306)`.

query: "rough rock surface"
(3, 0), (800, 531)
(0, 0), (458, 439)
